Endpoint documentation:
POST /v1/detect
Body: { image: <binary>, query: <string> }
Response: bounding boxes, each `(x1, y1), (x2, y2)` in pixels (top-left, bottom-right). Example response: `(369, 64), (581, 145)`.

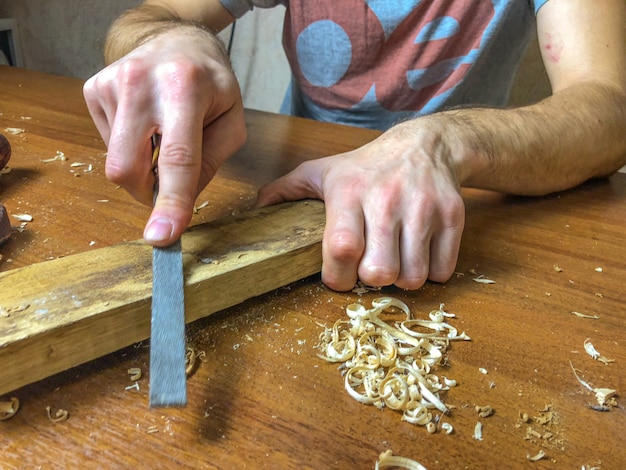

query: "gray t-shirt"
(221, 0), (549, 130)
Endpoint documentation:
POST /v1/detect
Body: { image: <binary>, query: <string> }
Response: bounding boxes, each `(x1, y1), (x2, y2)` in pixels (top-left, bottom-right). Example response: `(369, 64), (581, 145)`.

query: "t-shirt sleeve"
(219, 0), (284, 19)
(532, 0), (550, 14)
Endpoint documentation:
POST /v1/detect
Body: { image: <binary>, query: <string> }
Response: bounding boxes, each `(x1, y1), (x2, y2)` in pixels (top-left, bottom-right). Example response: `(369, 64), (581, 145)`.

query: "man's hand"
(83, 26), (246, 246)
(257, 121), (466, 291)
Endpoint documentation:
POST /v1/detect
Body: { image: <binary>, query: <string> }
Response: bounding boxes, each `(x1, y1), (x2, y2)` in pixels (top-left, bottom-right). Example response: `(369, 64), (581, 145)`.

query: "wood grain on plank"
(0, 200), (324, 395)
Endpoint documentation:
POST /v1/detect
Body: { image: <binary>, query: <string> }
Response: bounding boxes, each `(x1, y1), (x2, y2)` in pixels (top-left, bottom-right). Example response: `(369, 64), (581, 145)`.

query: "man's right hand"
(83, 26), (246, 246)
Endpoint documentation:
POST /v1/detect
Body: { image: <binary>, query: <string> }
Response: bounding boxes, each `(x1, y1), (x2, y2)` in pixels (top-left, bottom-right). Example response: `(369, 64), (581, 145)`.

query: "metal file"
(149, 136), (187, 407)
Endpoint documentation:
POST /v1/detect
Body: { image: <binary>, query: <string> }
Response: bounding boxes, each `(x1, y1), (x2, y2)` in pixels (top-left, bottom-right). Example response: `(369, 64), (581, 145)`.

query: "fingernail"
(144, 217), (174, 243)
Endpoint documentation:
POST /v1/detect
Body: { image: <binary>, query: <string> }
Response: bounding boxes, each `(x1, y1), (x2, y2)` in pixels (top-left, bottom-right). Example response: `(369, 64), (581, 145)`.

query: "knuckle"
(442, 193), (465, 222)
(82, 77), (96, 100)
(156, 58), (197, 82)
(324, 230), (364, 264)
(104, 158), (131, 185)
(117, 57), (152, 89)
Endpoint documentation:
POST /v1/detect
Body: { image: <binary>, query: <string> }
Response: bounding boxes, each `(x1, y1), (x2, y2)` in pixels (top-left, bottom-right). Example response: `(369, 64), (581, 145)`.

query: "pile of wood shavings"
(316, 297), (470, 428)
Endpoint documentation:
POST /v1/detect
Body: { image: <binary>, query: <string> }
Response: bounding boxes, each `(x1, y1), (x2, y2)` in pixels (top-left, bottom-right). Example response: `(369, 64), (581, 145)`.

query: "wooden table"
(1, 66), (625, 469)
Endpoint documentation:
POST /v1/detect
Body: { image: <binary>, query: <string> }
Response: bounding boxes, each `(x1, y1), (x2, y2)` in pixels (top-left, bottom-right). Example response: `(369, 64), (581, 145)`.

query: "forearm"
(439, 82), (626, 196)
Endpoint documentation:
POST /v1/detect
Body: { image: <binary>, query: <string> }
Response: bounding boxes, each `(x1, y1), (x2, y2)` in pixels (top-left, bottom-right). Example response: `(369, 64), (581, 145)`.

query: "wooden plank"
(0, 200), (325, 395)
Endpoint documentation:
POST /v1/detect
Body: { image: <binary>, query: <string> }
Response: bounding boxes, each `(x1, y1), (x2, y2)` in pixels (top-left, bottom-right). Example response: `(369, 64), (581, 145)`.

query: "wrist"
(391, 113), (488, 189)
(428, 110), (496, 189)
(105, 6), (223, 64)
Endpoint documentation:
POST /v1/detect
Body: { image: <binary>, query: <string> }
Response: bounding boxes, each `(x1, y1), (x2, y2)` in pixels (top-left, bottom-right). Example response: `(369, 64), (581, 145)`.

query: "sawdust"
(516, 404), (565, 451)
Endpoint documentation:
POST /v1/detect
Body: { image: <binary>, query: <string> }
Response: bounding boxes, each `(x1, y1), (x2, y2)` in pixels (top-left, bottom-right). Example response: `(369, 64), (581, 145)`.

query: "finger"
(256, 159), (326, 207)
(321, 196), (365, 291)
(104, 92), (157, 207)
(357, 196), (402, 288)
(395, 195), (464, 288)
(427, 199), (465, 283)
(88, 56), (161, 205)
(395, 220), (431, 290)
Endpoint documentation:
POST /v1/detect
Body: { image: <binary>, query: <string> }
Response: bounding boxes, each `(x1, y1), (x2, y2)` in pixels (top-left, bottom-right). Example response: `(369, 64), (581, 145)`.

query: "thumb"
(256, 160), (325, 207)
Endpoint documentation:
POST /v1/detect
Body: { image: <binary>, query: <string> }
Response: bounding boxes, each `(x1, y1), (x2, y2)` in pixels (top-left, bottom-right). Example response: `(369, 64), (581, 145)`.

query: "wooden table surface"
(1, 66), (625, 469)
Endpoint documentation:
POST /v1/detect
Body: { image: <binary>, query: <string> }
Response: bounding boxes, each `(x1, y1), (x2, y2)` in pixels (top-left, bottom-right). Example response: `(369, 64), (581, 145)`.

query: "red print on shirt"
(283, 1), (495, 111)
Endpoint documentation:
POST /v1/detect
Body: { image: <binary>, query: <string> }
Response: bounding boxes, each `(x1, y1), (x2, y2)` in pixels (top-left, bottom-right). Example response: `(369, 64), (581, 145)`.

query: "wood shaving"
(583, 338), (614, 365)
(472, 275), (495, 284)
(442, 377), (457, 387)
(185, 346), (205, 376)
(41, 151), (67, 163)
(197, 350), (208, 362)
(473, 421), (483, 440)
(569, 361), (617, 408)
(125, 382), (140, 391)
(317, 299), (470, 428)
(475, 405), (494, 418)
(4, 127), (25, 135)
(375, 450), (427, 470)
(0, 397), (20, 420)
(351, 281), (381, 295)
(46, 406), (69, 423)
(594, 388), (617, 407)
(193, 201), (209, 213)
(128, 367), (142, 381)
(588, 404), (611, 412)
(527, 450), (546, 462)
(441, 422), (453, 434)
(571, 312), (599, 319)
(12, 213), (33, 222)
